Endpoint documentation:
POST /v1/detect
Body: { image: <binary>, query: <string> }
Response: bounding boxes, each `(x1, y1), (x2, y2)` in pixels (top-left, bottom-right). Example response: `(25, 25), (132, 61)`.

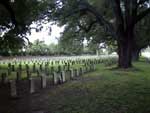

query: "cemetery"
(1, 0), (150, 113)
(1, 56), (150, 113)
(0, 55), (119, 112)
(0, 56), (117, 97)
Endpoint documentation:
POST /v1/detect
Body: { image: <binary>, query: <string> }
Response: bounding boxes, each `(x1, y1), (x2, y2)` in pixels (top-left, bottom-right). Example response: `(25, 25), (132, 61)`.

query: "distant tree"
(58, 26), (84, 55)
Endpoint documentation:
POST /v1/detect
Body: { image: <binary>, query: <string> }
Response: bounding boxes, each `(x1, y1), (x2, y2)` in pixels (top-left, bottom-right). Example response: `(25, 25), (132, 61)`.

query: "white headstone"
(41, 75), (46, 88)
(70, 69), (74, 79)
(29, 78), (35, 94)
(76, 69), (80, 76)
(53, 72), (58, 85)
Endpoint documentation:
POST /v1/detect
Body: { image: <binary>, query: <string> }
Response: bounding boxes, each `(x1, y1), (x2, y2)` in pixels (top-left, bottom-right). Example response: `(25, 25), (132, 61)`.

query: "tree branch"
(78, 1), (116, 38)
(62, 0), (116, 38)
(77, 20), (97, 33)
(136, 8), (150, 23)
(111, 0), (125, 35)
(0, 0), (17, 27)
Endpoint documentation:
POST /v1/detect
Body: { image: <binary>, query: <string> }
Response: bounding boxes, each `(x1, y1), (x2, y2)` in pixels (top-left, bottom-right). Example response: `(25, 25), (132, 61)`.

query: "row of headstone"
(9, 75), (47, 98)
(3, 58), (100, 71)
(8, 64), (96, 98)
(1, 63), (96, 84)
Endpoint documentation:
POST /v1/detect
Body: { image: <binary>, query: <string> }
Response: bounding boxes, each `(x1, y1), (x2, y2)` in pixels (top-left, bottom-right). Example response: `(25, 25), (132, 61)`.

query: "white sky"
(27, 23), (64, 45)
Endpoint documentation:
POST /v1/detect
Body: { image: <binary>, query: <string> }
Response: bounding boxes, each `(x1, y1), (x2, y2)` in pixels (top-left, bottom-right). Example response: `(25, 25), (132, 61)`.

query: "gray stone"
(41, 75), (46, 88)
(29, 78), (35, 94)
(16, 70), (21, 81)
(93, 65), (96, 70)
(76, 69), (80, 76)
(53, 72), (58, 85)
(1, 73), (7, 84)
(82, 67), (86, 73)
(27, 70), (31, 79)
(79, 67), (83, 75)
(9, 80), (17, 97)
(85, 66), (88, 73)
(61, 71), (66, 83)
(8, 68), (11, 76)
(70, 69), (74, 79)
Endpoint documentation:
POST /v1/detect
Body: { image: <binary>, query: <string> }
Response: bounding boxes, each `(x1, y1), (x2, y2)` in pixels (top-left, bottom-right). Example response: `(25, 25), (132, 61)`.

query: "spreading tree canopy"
(46, 0), (150, 68)
(0, 0), (49, 54)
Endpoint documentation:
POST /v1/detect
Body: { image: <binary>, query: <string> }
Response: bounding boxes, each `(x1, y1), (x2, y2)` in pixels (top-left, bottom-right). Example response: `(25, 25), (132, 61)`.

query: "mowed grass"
(45, 61), (150, 113)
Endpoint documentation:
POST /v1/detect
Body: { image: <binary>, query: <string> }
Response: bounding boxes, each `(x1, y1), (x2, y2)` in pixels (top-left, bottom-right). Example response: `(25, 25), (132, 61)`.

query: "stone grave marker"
(41, 75), (47, 88)
(76, 69), (80, 76)
(70, 69), (74, 79)
(9, 80), (17, 98)
(53, 72), (58, 85)
(16, 70), (21, 81)
(61, 71), (66, 83)
(1, 73), (7, 84)
(29, 78), (35, 94)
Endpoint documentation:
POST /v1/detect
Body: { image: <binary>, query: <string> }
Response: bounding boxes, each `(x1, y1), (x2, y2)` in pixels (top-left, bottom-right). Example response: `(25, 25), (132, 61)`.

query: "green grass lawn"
(45, 61), (150, 113)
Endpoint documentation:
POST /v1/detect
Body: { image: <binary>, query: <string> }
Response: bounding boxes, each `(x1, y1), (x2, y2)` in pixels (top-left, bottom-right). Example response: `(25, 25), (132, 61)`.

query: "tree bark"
(117, 29), (134, 68)
(118, 40), (132, 68)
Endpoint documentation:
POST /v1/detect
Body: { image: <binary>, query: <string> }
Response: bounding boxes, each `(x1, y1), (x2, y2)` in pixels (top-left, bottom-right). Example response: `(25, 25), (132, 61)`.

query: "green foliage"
(58, 28), (84, 55)
(0, 0), (49, 53)
(135, 15), (150, 50)
(26, 39), (60, 55)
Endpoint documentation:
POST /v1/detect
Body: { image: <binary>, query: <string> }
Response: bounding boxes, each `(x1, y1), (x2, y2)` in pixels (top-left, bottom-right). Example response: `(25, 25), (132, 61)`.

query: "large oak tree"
(48, 0), (150, 68)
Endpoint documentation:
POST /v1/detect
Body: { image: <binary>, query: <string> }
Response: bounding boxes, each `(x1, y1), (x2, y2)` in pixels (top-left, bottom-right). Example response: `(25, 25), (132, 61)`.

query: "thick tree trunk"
(117, 29), (134, 68)
(132, 49), (140, 61)
(118, 39), (132, 68)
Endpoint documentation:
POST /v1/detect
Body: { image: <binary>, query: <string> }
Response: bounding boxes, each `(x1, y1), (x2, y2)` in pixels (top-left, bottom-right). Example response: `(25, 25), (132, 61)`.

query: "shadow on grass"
(105, 65), (143, 72)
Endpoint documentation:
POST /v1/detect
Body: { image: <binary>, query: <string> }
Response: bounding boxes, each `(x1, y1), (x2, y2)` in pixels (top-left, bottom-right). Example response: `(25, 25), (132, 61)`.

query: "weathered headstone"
(41, 75), (46, 88)
(39, 64), (43, 71)
(58, 65), (61, 73)
(61, 71), (66, 83)
(51, 66), (54, 74)
(82, 67), (86, 73)
(37, 70), (40, 77)
(70, 69), (74, 79)
(33, 63), (36, 72)
(12, 65), (15, 71)
(44, 64), (48, 72)
(27, 70), (31, 79)
(29, 78), (35, 94)
(85, 66), (88, 72)
(9, 80), (17, 98)
(1, 73), (7, 84)
(18, 64), (22, 71)
(53, 72), (58, 85)
(16, 70), (21, 81)
(76, 69), (80, 76)
(67, 64), (70, 71)
(93, 65), (96, 70)
(79, 67), (83, 75)
(8, 67), (11, 75)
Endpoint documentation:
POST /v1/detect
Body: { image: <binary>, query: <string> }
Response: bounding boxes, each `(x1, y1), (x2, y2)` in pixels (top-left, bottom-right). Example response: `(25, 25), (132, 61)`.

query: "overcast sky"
(27, 23), (64, 45)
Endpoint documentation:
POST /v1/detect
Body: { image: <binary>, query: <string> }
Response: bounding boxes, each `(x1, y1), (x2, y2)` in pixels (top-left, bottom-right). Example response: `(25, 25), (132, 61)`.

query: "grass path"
(1, 61), (150, 113)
